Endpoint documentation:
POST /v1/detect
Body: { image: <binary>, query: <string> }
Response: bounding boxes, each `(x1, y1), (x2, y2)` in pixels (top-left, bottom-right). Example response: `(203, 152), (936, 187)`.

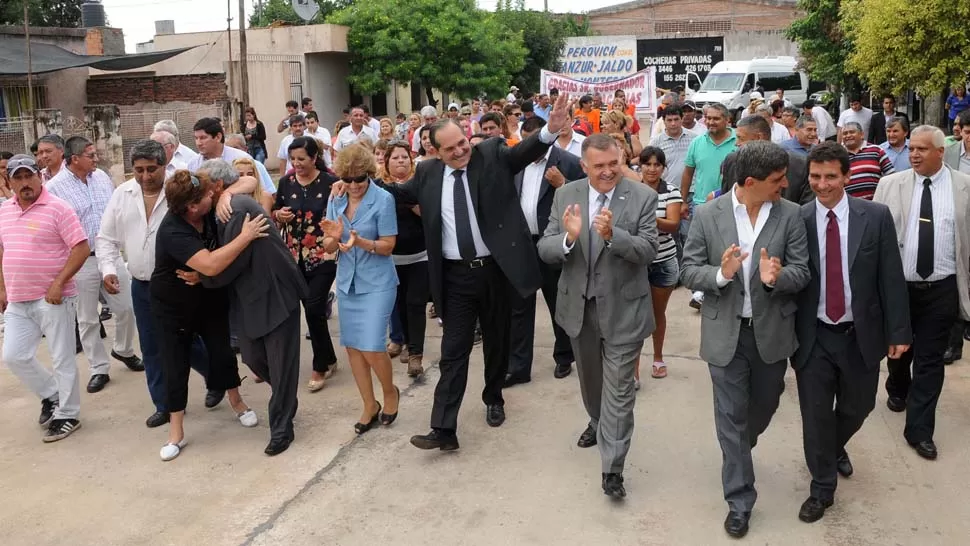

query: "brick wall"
(86, 73), (228, 106)
(588, 0), (799, 36)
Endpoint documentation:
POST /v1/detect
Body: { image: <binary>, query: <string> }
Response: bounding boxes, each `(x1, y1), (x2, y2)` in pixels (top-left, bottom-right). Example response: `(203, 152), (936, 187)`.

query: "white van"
(688, 57), (809, 121)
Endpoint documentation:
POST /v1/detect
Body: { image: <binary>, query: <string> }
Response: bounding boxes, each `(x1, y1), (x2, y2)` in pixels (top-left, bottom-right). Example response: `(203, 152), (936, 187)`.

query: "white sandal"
(237, 409), (258, 427)
(160, 438), (187, 461)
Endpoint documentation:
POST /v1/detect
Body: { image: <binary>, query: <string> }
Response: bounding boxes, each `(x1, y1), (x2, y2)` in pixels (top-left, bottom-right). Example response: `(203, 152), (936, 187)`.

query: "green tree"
(0, 0), (88, 28)
(329, 0), (527, 105)
(786, 0), (855, 90)
(494, 7), (592, 94)
(844, 0), (970, 95)
(249, 0), (350, 27)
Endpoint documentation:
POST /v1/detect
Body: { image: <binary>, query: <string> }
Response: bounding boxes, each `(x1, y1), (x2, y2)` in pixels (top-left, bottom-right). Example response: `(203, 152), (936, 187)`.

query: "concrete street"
(1, 288), (969, 545)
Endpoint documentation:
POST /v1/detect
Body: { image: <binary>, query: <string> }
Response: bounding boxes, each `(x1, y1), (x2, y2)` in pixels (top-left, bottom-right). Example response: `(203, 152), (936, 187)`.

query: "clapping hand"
(720, 244), (748, 280)
(545, 166), (566, 188)
(562, 204), (583, 244)
(321, 216), (344, 240)
(759, 248), (782, 286)
(592, 207), (613, 241)
(338, 230), (358, 253)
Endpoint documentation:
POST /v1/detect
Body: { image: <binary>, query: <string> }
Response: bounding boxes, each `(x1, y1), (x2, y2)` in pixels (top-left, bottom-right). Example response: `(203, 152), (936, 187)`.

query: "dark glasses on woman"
(342, 174), (369, 184)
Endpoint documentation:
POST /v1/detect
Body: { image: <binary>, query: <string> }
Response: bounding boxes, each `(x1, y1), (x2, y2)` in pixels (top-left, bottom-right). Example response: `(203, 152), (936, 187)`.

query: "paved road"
(1, 288), (969, 545)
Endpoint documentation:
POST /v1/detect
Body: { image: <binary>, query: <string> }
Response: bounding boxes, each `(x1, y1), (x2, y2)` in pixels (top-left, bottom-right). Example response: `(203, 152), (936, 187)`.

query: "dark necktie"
(452, 169), (477, 260)
(825, 210), (845, 322)
(916, 177), (934, 279)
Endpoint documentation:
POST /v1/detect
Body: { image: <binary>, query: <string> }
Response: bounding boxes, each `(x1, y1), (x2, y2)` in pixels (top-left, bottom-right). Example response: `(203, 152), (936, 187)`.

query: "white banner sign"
(540, 68), (658, 114)
(558, 36), (638, 83)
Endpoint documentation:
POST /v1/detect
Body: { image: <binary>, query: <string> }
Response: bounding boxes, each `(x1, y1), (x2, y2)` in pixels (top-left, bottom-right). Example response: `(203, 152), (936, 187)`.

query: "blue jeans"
(251, 147), (267, 164)
(131, 279), (210, 413)
(388, 301), (405, 345)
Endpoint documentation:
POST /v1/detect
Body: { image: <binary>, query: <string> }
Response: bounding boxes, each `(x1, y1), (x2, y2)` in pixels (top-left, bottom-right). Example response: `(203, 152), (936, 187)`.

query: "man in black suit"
(719, 115), (813, 204)
(505, 116), (585, 386)
(868, 94), (909, 145)
(357, 95), (572, 450)
(792, 143), (911, 522)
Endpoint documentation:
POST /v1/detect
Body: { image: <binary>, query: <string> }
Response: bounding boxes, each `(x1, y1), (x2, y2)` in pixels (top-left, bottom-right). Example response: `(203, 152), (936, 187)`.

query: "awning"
(0, 36), (197, 75)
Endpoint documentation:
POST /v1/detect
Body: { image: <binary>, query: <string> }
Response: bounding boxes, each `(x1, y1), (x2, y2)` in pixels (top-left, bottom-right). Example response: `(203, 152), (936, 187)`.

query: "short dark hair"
(770, 100), (784, 116)
(305, 110), (319, 122)
(360, 104), (370, 114)
(286, 100), (299, 109)
(130, 139), (166, 166)
(736, 115), (771, 140)
(479, 112), (503, 128)
(734, 141), (789, 186)
(579, 95), (593, 107)
(957, 109), (970, 127)
(802, 99), (816, 109)
(521, 100), (534, 113)
(638, 145), (667, 168)
(193, 117), (224, 142)
(65, 136), (93, 165)
(0, 151), (13, 160)
(428, 119), (462, 149)
(882, 94), (896, 103)
(549, 87), (559, 96)
(396, 112), (406, 120)
(301, 97), (312, 107)
(520, 116), (546, 134)
(29, 140), (39, 154)
(581, 133), (619, 156)
(662, 105), (683, 119)
(807, 141), (850, 175)
(289, 114), (305, 126)
(38, 134), (65, 150)
(848, 94), (862, 103)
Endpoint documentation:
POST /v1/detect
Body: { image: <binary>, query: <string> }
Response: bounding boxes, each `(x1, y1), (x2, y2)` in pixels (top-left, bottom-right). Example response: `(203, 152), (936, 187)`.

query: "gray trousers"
(239, 308), (301, 443)
(570, 298), (642, 474)
(708, 323), (787, 512)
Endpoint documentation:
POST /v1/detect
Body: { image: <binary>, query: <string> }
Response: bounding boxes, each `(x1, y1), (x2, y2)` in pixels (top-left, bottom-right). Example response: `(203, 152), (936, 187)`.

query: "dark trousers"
(947, 320), (967, 352)
(885, 276), (959, 443)
(431, 259), (512, 432)
(508, 237), (574, 378)
(302, 263), (338, 374)
(240, 308), (301, 443)
(395, 261), (430, 356)
(708, 323), (787, 512)
(155, 310), (240, 413)
(132, 280), (209, 413)
(796, 323), (878, 502)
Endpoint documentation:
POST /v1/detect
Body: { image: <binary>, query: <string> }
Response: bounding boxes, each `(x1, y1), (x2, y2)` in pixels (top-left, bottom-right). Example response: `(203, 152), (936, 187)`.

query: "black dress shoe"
(264, 437), (291, 456)
(473, 327), (483, 345)
(943, 347), (961, 364)
(601, 473), (626, 499)
(111, 351), (145, 372)
(910, 440), (938, 460)
(99, 322), (107, 339)
(410, 429), (460, 451)
(86, 374), (110, 393)
(503, 373), (531, 388)
(553, 361), (572, 379)
(76, 342), (83, 355)
(99, 307), (112, 321)
(146, 411), (170, 428)
(798, 497), (833, 523)
(577, 424), (597, 448)
(837, 450), (853, 478)
(380, 387), (400, 426)
(355, 402), (381, 434)
(486, 404), (506, 427)
(723, 511), (751, 538)
(886, 396), (906, 413)
(204, 389), (225, 409)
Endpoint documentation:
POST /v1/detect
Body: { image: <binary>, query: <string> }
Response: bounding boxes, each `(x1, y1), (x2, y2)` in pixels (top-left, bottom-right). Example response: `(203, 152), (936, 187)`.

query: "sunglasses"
(342, 174), (369, 184)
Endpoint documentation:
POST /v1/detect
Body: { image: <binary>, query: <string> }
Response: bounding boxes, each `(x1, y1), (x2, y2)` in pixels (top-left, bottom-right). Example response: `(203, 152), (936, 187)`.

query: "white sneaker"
(237, 409), (258, 427)
(160, 438), (187, 461)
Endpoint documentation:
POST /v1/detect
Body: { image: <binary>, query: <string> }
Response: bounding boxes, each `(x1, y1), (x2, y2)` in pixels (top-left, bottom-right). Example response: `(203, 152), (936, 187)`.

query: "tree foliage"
(249, 0), (350, 28)
(785, 0), (853, 89)
(0, 0), (86, 28)
(329, 0), (527, 102)
(844, 0), (970, 95)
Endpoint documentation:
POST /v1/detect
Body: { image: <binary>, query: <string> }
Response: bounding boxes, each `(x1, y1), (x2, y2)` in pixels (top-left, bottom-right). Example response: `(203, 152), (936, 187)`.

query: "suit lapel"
(578, 180), (592, 266)
(847, 198), (867, 271)
(514, 169), (524, 197)
(467, 154), (482, 214)
(951, 167), (970, 266)
(429, 161), (446, 248)
(538, 149), (557, 202)
(748, 204), (781, 282)
(898, 173), (914, 232)
(804, 202), (820, 273)
(712, 194), (740, 258)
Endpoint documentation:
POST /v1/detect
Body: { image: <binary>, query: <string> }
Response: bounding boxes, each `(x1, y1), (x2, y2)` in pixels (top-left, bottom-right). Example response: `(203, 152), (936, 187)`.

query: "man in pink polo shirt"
(0, 155), (90, 443)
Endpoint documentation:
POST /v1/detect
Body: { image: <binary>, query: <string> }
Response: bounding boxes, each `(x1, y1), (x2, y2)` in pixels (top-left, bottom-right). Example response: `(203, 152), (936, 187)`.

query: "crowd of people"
(1, 80), (969, 538)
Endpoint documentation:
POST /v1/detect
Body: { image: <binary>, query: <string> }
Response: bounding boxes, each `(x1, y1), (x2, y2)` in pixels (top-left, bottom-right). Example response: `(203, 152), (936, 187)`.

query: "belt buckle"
(740, 317), (754, 327)
(468, 258), (485, 269)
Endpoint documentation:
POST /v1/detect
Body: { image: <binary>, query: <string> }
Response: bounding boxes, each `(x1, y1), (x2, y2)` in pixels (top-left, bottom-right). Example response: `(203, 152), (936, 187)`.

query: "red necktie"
(825, 210), (845, 322)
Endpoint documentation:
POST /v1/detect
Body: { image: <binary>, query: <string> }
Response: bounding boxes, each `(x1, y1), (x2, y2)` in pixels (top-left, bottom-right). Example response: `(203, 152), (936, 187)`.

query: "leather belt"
(739, 317), (754, 327)
(817, 319), (854, 334)
(444, 256), (494, 269)
(907, 275), (955, 290)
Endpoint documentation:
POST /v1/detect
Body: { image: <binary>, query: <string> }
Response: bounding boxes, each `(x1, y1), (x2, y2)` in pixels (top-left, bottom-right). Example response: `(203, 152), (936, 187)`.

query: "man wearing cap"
(507, 86), (519, 103)
(447, 103), (461, 119)
(0, 155), (90, 442)
(681, 102), (706, 133)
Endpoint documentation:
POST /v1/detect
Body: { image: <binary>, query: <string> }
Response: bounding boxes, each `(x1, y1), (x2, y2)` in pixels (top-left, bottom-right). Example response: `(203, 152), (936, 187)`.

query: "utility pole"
(226, 0), (235, 131)
(238, 0), (250, 111)
(23, 0), (35, 123)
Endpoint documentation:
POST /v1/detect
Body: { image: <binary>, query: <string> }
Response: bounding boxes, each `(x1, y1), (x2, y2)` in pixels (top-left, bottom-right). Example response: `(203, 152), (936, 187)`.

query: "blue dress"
(327, 182), (399, 352)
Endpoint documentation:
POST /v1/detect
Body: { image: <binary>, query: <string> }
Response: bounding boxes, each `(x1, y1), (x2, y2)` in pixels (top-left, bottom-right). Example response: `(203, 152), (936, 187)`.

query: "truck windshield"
(699, 73), (744, 92)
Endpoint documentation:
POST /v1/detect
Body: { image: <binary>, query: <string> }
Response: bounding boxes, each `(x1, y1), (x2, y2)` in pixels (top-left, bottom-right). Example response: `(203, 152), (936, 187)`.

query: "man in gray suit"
(719, 115), (813, 204)
(681, 141), (810, 538)
(793, 143), (911, 523)
(197, 161), (308, 456)
(538, 134), (659, 499)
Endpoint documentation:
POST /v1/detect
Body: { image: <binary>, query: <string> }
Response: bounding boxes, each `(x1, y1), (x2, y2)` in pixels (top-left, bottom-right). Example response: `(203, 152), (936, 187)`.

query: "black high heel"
(380, 386), (400, 426)
(354, 402), (381, 434)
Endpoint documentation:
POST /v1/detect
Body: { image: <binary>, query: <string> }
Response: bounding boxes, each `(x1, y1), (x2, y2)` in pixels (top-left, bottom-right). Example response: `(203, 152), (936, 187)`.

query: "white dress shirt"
(45, 167), (115, 245)
(715, 186), (774, 318)
(815, 193), (853, 323)
(902, 167), (956, 281)
(96, 179), (169, 281)
(367, 118), (381, 135)
(278, 134), (296, 173)
(563, 184), (616, 253)
(334, 125), (377, 152)
(186, 144), (275, 195)
(520, 149), (552, 235)
(309, 127), (333, 167)
(171, 143), (199, 170)
(770, 120), (790, 144)
(554, 132), (585, 157)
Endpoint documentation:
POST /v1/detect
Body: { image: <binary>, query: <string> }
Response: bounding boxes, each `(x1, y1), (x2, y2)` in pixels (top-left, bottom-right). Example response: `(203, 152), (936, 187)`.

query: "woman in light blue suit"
(321, 143), (401, 434)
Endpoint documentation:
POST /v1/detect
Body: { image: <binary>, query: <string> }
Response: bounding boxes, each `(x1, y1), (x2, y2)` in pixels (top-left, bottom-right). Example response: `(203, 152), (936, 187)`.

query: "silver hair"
(130, 139), (166, 166)
(64, 135), (93, 165)
(734, 141), (789, 187)
(38, 134), (65, 150)
(150, 130), (178, 147)
(225, 133), (246, 147)
(420, 105), (437, 118)
(795, 115), (816, 129)
(153, 119), (180, 139)
(910, 125), (945, 148)
(887, 115), (910, 133)
(842, 121), (864, 133)
(197, 159), (240, 186)
(754, 103), (773, 115)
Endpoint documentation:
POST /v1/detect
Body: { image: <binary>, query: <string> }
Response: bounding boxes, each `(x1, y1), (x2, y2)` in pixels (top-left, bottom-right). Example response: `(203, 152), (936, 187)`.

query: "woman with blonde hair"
(320, 143), (401, 433)
(373, 139), (390, 169)
(378, 117), (396, 141)
(602, 109), (643, 159)
(231, 157), (274, 214)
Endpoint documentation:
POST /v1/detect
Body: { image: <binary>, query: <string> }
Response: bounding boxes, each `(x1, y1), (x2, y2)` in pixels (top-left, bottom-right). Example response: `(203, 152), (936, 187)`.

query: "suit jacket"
(537, 177), (659, 345)
(203, 195), (308, 339)
(944, 141), (964, 171)
(793, 197), (912, 370)
(872, 167), (970, 320)
(382, 134), (547, 314)
(868, 111), (908, 145)
(681, 193), (811, 366)
(514, 146), (584, 236)
(719, 150), (813, 205)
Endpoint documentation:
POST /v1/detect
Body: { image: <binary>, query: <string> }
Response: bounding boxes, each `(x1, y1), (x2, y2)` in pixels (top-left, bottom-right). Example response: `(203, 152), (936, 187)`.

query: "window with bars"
(655, 20), (732, 34)
(0, 85), (49, 119)
(288, 61), (303, 104)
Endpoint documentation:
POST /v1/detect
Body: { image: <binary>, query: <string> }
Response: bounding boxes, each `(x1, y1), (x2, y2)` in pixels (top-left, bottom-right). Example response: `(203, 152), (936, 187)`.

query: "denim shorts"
(648, 257), (679, 288)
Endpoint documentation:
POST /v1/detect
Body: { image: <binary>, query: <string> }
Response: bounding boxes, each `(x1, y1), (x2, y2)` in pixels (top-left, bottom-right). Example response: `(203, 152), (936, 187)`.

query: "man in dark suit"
(198, 165), (308, 457)
(505, 116), (585, 386)
(868, 94), (909, 145)
(792, 143), (911, 523)
(720, 116), (813, 204)
(364, 94), (572, 450)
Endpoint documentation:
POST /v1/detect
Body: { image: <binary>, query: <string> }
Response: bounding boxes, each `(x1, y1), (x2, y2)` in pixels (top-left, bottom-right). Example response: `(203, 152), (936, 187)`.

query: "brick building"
(586, 0), (799, 36)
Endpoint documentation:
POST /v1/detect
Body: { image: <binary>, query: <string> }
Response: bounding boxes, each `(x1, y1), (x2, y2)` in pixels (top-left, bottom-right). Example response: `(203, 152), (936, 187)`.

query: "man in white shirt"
(187, 117), (275, 196)
(411, 106), (438, 153)
(554, 124), (585, 157)
(153, 119), (199, 169)
(649, 104), (697, 225)
(275, 100), (305, 134)
(506, 85), (519, 103)
(305, 111), (333, 168)
(277, 115), (306, 174)
(334, 106), (378, 152)
(96, 140), (215, 428)
(757, 103), (792, 144)
(802, 100), (837, 142)
(837, 95), (874, 144)
(37, 134), (67, 182)
(361, 104), (382, 135)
